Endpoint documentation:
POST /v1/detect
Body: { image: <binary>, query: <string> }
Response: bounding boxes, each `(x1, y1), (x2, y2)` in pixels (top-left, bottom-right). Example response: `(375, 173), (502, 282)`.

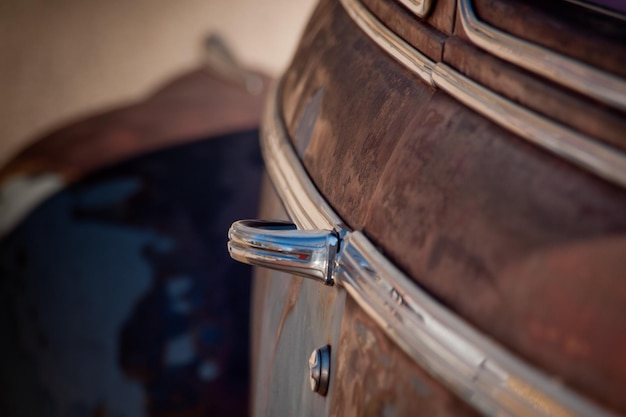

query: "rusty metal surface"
(423, 0), (457, 35)
(330, 297), (481, 417)
(361, 0), (446, 62)
(443, 37), (626, 151)
(462, 0), (626, 78)
(280, 0), (626, 413)
(0, 131), (263, 417)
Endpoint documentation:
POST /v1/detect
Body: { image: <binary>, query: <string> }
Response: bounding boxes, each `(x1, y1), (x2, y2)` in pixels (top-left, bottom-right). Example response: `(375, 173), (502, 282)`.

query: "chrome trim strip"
(336, 233), (612, 417)
(339, 0), (436, 86)
(262, 78), (617, 417)
(339, 0), (626, 189)
(458, 0), (626, 112)
(396, 0), (435, 18)
(228, 219), (338, 285)
(261, 87), (346, 231)
(433, 63), (626, 187)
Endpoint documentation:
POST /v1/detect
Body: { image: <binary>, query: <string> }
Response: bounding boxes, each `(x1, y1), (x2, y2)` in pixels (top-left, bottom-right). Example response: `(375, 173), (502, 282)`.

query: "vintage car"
(1, 0), (625, 416)
(227, 0), (626, 416)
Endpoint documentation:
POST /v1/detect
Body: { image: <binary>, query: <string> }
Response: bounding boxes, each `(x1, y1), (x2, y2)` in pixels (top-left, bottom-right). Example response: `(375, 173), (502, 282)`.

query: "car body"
(228, 0), (626, 416)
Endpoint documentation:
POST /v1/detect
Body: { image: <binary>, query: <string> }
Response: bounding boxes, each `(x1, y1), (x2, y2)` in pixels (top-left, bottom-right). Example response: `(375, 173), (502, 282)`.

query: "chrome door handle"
(227, 220), (339, 285)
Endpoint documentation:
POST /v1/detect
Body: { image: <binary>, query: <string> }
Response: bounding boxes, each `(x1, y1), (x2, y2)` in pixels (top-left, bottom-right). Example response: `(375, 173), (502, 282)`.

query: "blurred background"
(0, 2), (316, 416)
(0, 0), (317, 166)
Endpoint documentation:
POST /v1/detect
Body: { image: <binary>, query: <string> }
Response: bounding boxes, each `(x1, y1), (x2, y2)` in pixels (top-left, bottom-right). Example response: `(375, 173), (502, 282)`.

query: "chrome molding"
(340, 0), (436, 86)
(261, 77), (617, 417)
(458, 0), (626, 112)
(337, 233), (611, 417)
(433, 64), (626, 187)
(228, 220), (338, 285)
(260, 84), (345, 231)
(339, 0), (626, 189)
(396, 0), (435, 18)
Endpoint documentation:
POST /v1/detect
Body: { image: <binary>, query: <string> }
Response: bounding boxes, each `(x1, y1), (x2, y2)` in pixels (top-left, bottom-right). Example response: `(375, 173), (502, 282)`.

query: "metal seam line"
(339, 0), (626, 189)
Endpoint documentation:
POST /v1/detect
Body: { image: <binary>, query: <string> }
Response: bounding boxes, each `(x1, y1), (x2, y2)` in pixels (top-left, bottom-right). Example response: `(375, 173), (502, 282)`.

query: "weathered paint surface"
(251, 188), (480, 417)
(281, 0), (626, 413)
(0, 132), (263, 417)
(443, 37), (626, 151)
(467, 0), (626, 78)
(330, 298), (481, 417)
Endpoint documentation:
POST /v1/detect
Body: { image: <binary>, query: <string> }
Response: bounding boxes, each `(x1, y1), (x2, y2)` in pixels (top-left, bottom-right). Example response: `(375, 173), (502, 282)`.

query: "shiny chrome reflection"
(309, 344), (331, 396)
(236, 78), (618, 417)
(458, 0), (626, 112)
(228, 220), (338, 285)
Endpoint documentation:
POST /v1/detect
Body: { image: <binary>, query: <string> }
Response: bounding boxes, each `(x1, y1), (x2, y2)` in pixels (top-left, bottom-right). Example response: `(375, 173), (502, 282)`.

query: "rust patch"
(273, 277), (304, 351)
(330, 297), (480, 417)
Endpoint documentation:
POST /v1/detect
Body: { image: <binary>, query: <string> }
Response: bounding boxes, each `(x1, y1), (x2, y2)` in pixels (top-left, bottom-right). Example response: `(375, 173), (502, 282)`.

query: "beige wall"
(0, 0), (317, 166)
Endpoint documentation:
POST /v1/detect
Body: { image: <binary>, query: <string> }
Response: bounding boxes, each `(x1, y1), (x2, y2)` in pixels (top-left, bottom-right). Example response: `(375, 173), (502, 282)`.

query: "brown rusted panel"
(281, 0), (626, 413)
(362, 0), (446, 62)
(495, 237), (626, 409)
(281, 0), (343, 140)
(363, 89), (626, 413)
(424, 0), (457, 34)
(0, 68), (269, 186)
(282, 0), (436, 231)
(330, 297), (481, 417)
(455, 0), (626, 78)
(444, 36), (626, 151)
